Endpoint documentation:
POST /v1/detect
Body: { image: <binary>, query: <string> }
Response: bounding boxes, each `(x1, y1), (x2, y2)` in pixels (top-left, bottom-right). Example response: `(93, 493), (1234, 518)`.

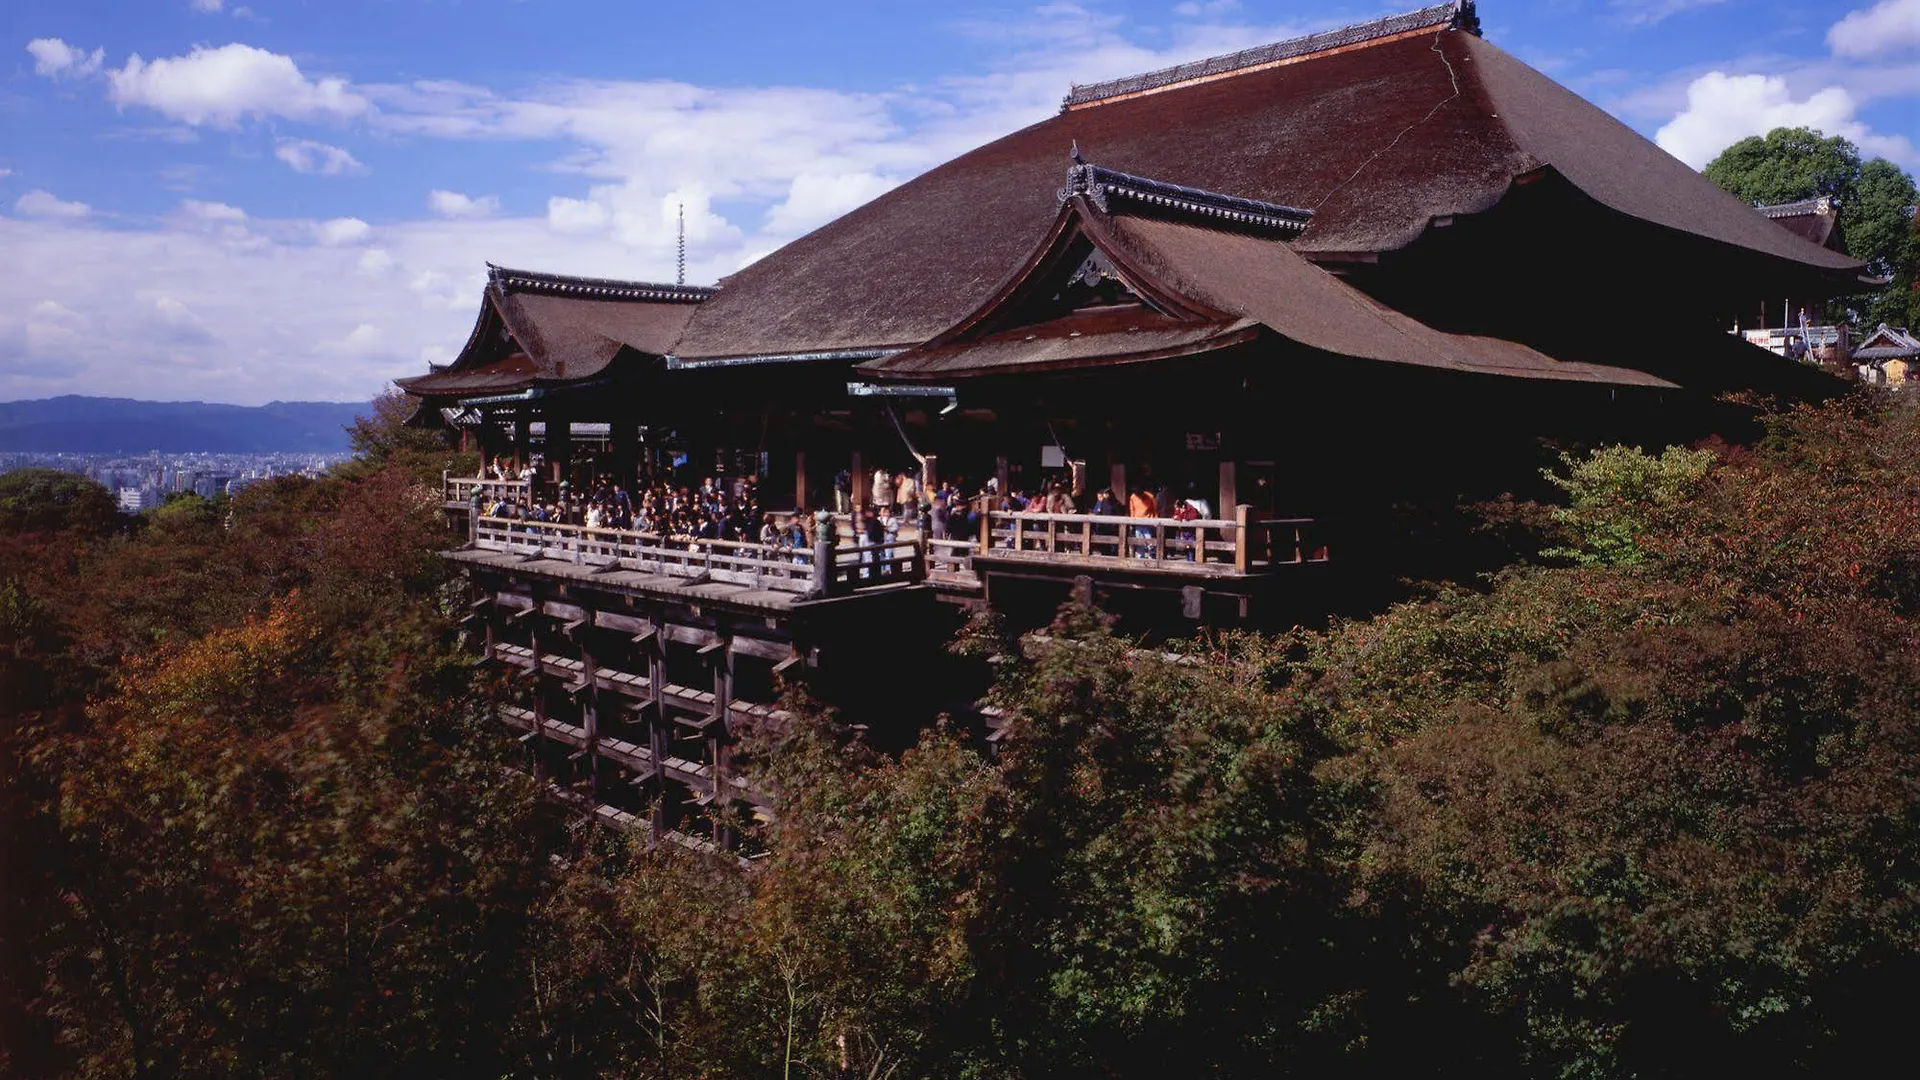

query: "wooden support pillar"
(459, 426), (475, 453)
(709, 630), (734, 849)
(644, 627), (667, 845)
(996, 455), (1010, 496)
(528, 613), (547, 788)
(611, 411), (638, 489)
(547, 406), (573, 487)
(1234, 504), (1252, 574)
(1218, 461), (1237, 520)
(794, 450), (807, 511)
(921, 453), (938, 495)
(1110, 461), (1127, 503)
(511, 410), (531, 472)
(579, 616), (599, 803)
(850, 450), (867, 510)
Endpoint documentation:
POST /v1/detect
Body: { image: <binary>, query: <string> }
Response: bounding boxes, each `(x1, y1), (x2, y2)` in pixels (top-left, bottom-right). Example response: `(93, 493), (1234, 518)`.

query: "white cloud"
(314, 217), (372, 246)
(180, 198), (246, 222)
(14, 190), (90, 219)
(1608, 0), (1730, 26)
(191, 0), (223, 10)
(108, 43), (369, 126)
(150, 295), (220, 346)
(27, 38), (104, 80)
(1829, 0), (1920, 59)
(1655, 71), (1918, 168)
(762, 171), (899, 237)
(1173, 0), (1240, 15)
(427, 190), (500, 218)
(546, 195), (611, 234)
(0, 168), (12, 179)
(274, 138), (367, 177)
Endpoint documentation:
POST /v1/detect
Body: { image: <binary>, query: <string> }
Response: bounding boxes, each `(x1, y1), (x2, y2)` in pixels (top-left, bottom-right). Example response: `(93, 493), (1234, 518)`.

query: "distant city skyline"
(3, 0), (1914, 405)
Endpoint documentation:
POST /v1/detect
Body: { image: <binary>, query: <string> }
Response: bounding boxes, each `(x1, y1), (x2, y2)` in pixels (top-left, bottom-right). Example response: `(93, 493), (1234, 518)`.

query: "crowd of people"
(470, 456), (1222, 562)
(474, 460), (810, 550)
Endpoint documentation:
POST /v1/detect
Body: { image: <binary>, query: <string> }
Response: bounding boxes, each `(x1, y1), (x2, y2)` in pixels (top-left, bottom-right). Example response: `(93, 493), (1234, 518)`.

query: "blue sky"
(1, 0), (1915, 404)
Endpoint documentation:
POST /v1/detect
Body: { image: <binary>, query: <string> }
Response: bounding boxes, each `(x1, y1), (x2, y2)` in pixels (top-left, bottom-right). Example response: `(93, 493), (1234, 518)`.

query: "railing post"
(1234, 504), (1251, 573)
(979, 507), (992, 550)
(810, 510), (838, 598)
(468, 492), (483, 546)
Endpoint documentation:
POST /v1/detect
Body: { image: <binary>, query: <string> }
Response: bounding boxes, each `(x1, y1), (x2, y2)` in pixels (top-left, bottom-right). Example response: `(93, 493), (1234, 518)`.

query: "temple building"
(396, 1), (1870, 849)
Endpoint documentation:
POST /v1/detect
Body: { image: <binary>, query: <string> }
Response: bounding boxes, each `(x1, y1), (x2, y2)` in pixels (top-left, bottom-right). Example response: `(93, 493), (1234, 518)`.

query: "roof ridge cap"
(1062, 1), (1478, 111)
(486, 263), (717, 303)
(1059, 154), (1313, 234)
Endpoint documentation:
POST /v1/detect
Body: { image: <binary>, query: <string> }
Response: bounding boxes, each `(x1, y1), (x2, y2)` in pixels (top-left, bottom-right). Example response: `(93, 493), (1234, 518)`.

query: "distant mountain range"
(0, 396), (372, 453)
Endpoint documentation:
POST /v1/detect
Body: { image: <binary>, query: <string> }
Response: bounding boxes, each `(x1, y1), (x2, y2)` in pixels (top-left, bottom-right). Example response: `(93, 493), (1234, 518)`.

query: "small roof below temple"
(1756, 196), (1846, 253)
(861, 160), (1675, 388)
(1854, 324), (1920, 363)
(397, 265), (712, 400)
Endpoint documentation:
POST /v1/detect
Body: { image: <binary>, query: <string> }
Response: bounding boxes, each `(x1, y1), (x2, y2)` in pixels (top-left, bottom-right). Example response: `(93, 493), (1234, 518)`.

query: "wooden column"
(794, 450), (807, 511)
(850, 450), (867, 510)
(996, 455), (1010, 496)
(643, 626), (667, 845)
(611, 411), (638, 489)
(1218, 461), (1237, 520)
(546, 405), (573, 487)
(528, 612), (547, 789)
(579, 615), (599, 803)
(921, 453), (938, 495)
(709, 631), (734, 849)
(1234, 504), (1252, 574)
(511, 410), (531, 472)
(1110, 462), (1127, 503)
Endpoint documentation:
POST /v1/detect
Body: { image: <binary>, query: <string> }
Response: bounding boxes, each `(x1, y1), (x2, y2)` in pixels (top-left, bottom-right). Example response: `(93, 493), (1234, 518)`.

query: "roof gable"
(398, 266), (711, 398)
(865, 164), (1675, 389)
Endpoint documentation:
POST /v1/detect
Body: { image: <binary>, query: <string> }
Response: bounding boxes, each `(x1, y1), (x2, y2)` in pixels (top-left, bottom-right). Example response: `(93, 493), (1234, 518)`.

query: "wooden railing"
(983, 510), (1239, 572)
(825, 539), (925, 591)
(468, 515), (924, 597)
(927, 537), (978, 586)
(980, 508), (1328, 575)
(1253, 517), (1331, 568)
(457, 492), (1323, 594)
(446, 474), (530, 506)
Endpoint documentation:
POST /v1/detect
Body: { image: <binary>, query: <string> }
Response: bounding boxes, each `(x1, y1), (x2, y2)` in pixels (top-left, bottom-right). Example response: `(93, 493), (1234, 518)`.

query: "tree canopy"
(0, 469), (121, 536)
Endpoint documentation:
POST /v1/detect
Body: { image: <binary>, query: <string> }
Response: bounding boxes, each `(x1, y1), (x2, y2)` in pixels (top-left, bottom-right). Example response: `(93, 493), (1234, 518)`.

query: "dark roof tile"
(673, 24), (1859, 364)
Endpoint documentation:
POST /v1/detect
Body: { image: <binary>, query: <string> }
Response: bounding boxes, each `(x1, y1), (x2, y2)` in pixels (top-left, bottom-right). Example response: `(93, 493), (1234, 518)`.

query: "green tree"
(1703, 127), (1861, 206)
(0, 469), (121, 536)
(341, 388), (476, 488)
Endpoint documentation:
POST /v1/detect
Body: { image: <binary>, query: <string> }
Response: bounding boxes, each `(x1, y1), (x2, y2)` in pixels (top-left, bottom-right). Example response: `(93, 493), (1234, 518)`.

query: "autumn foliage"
(7, 393), (1920, 1078)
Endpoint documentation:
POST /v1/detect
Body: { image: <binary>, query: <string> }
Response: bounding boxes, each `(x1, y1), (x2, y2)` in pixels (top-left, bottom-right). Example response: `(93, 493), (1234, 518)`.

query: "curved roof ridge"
(1062, 152), (1313, 233)
(487, 263), (716, 303)
(1063, 1), (1476, 110)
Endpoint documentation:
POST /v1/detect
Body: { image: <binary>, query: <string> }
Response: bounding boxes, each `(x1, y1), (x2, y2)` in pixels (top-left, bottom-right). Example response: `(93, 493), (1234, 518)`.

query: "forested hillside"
(4, 394), (1919, 1078)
